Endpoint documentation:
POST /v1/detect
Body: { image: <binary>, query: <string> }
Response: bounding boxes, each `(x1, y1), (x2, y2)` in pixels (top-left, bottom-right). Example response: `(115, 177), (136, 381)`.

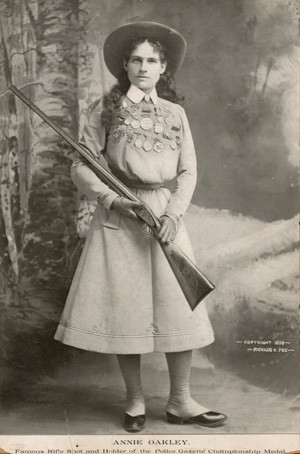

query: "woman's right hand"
(111, 196), (143, 219)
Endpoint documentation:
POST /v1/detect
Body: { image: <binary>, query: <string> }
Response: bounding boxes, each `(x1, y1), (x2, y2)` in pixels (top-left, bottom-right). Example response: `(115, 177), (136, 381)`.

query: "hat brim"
(103, 21), (186, 78)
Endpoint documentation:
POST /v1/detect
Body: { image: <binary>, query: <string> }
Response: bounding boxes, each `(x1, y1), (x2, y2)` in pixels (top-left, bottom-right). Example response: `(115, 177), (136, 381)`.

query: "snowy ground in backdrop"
(185, 204), (298, 317)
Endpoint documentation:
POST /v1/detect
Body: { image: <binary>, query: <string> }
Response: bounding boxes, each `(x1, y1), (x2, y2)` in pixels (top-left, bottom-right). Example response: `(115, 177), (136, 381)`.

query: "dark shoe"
(124, 413), (146, 432)
(166, 411), (227, 427)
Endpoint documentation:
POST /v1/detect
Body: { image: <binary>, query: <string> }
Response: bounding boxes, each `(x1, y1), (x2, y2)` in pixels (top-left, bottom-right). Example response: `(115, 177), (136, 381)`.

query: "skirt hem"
(54, 324), (215, 354)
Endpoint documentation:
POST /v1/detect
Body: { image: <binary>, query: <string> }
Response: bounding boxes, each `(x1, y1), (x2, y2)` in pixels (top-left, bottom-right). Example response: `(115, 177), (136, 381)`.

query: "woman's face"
(124, 40), (166, 94)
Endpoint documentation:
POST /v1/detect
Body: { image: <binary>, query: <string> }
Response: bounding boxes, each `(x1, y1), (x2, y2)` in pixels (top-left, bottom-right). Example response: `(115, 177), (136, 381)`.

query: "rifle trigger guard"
(138, 219), (153, 235)
(134, 205), (160, 229)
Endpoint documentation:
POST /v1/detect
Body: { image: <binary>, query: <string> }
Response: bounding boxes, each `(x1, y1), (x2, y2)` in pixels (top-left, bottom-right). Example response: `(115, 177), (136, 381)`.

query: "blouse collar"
(126, 84), (158, 105)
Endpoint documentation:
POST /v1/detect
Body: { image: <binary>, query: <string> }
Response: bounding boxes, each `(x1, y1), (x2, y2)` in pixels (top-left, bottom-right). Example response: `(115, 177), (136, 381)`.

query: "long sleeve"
(71, 102), (119, 209)
(164, 106), (197, 219)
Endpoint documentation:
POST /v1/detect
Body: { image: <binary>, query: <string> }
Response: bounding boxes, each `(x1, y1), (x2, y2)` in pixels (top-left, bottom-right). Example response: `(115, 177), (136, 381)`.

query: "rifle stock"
(9, 84), (215, 310)
(159, 241), (214, 310)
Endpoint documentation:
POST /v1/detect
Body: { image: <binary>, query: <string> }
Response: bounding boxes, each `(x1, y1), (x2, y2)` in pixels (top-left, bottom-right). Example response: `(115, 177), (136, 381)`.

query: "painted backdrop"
(0, 0), (299, 434)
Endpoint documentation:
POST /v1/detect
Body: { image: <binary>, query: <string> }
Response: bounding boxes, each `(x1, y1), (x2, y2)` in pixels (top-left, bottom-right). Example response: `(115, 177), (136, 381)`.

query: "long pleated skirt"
(54, 187), (214, 354)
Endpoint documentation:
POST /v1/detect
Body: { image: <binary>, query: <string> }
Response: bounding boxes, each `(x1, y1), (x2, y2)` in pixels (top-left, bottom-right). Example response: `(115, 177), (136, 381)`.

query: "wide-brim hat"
(103, 21), (186, 78)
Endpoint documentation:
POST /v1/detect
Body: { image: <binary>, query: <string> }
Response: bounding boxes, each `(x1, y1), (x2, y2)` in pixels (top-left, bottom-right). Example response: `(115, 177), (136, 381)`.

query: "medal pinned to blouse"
(134, 138), (143, 149)
(119, 109), (130, 119)
(112, 128), (124, 143)
(131, 119), (140, 129)
(143, 140), (153, 152)
(170, 140), (177, 150)
(154, 124), (164, 134)
(131, 106), (140, 119)
(140, 117), (153, 130)
(127, 133), (134, 143)
(165, 115), (175, 126)
(154, 141), (164, 153)
(142, 102), (152, 113)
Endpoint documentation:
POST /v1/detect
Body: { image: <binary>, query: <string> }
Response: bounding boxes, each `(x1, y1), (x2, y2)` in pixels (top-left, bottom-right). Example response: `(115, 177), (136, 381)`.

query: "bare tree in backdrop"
(0, 0), (88, 391)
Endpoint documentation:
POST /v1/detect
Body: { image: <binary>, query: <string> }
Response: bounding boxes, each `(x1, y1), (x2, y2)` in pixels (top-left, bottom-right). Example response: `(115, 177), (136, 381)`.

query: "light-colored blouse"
(72, 84), (197, 220)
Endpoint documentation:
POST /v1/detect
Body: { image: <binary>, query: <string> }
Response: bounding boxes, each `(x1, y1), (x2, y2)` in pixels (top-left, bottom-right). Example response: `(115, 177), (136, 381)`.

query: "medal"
(112, 129), (124, 143)
(142, 105), (152, 113)
(124, 118), (131, 125)
(122, 100), (128, 108)
(134, 138), (143, 148)
(127, 133), (134, 143)
(131, 119), (140, 129)
(170, 140), (177, 149)
(157, 116), (164, 123)
(130, 106), (140, 119)
(119, 109), (130, 119)
(154, 142), (163, 153)
(140, 117), (153, 130)
(154, 124), (164, 133)
(143, 140), (153, 152)
(166, 116), (174, 126)
(131, 111), (140, 119)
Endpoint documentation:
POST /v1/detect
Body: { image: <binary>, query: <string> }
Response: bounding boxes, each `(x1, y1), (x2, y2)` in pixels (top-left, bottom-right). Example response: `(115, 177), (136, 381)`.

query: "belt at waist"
(111, 170), (165, 190)
(127, 181), (165, 190)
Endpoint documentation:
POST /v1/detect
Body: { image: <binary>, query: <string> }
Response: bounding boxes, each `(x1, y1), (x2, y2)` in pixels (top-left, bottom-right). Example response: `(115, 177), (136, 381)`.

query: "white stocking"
(117, 354), (145, 416)
(165, 350), (209, 418)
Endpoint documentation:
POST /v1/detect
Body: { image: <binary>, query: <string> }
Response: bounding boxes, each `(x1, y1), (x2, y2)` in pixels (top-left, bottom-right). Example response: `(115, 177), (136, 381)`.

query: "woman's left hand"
(158, 216), (177, 243)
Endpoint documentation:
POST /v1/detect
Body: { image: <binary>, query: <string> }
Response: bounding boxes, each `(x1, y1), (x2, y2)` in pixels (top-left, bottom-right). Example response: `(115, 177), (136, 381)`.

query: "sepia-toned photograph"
(0, 0), (299, 450)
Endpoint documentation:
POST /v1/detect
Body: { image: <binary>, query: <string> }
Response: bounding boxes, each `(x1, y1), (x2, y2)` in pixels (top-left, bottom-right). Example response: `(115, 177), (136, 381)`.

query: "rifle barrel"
(9, 85), (139, 203)
(9, 84), (215, 310)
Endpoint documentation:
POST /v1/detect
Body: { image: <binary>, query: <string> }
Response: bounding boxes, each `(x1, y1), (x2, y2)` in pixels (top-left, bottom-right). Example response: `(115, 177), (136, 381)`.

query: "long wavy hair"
(100, 38), (184, 129)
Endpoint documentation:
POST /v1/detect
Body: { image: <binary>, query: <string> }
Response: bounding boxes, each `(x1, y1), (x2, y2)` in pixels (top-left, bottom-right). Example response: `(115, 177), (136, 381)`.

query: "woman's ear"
(160, 62), (167, 75)
(123, 60), (128, 71)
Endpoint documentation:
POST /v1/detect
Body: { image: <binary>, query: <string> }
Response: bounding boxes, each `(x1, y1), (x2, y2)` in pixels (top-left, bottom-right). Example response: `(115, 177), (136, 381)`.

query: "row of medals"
(118, 100), (179, 153)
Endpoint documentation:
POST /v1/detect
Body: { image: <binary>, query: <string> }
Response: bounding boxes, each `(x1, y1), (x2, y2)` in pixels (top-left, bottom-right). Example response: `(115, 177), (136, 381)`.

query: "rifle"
(9, 84), (214, 310)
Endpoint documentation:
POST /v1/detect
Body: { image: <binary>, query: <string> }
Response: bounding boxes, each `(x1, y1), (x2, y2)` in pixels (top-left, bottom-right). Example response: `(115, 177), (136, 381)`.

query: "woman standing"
(54, 21), (227, 432)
